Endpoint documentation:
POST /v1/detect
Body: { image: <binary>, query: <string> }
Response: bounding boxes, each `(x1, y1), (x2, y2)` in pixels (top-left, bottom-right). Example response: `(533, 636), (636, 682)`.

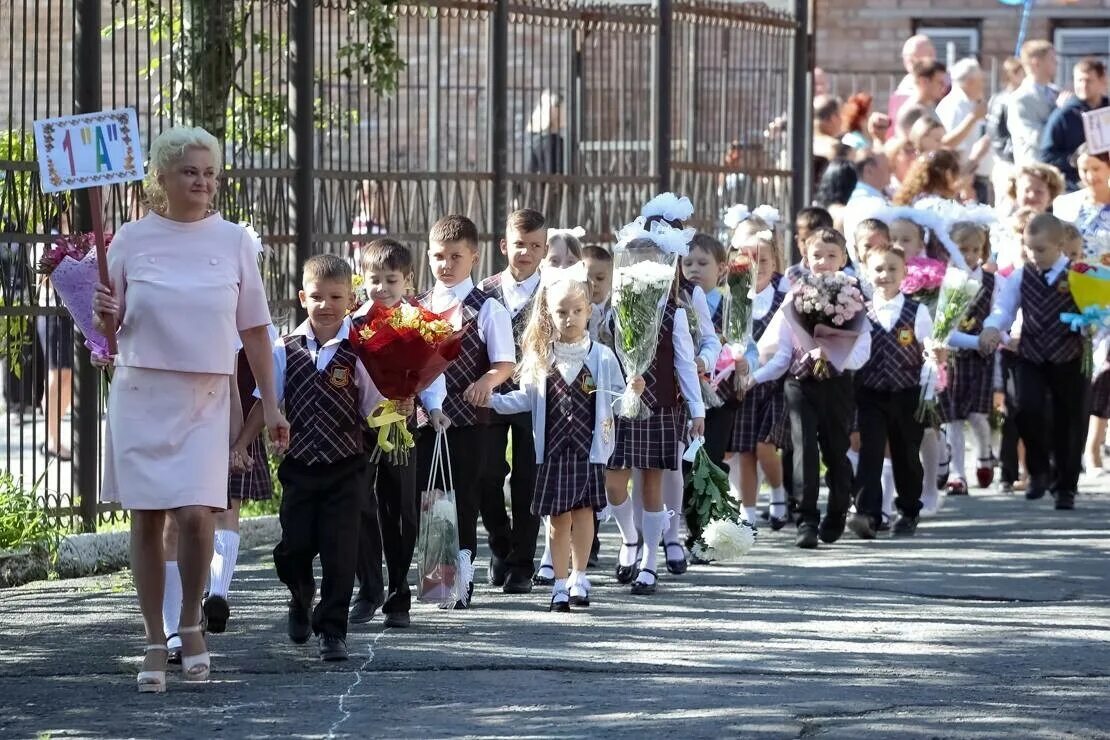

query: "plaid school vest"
(642, 301), (679, 410)
(479, 272), (533, 393)
(1018, 267), (1083, 364)
(961, 270), (995, 336)
(417, 285), (492, 427)
(856, 298), (924, 391)
(545, 367), (595, 459)
(284, 336), (364, 465)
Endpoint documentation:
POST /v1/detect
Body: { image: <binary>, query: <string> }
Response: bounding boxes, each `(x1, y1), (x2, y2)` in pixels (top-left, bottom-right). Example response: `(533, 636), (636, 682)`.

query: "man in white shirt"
(936, 58), (992, 202)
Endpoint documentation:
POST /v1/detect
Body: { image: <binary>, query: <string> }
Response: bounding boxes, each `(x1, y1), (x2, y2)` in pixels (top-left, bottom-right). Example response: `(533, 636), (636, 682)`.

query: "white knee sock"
(209, 530), (240, 599)
(769, 486), (787, 519)
(743, 504), (760, 526)
(163, 560), (182, 638)
(846, 449), (860, 477)
(662, 468), (684, 544)
(638, 510), (668, 575)
(726, 454), (742, 500)
(881, 459), (895, 519)
(539, 517), (554, 570)
(949, 423), (967, 482)
(969, 413), (992, 461)
(920, 430), (940, 511)
(608, 498), (639, 566)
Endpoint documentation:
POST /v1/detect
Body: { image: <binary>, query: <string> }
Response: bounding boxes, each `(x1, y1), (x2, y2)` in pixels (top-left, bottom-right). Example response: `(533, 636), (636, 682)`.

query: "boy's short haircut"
(796, 207), (834, 233)
(507, 208), (546, 234)
(1025, 212), (1066, 243)
(359, 237), (413, 275)
(689, 232), (728, 264)
(430, 215), (480, 250)
(804, 227), (847, 252)
(854, 218), (890, 243)
(864, 242), (907, 263)
(582, 244), (613, 263)
(303, 253), (353, 285)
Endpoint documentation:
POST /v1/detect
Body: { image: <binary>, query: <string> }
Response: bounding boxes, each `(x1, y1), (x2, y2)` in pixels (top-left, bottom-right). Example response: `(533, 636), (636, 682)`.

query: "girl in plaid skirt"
(724, 228), (789, 531)
(487, 267), (628, 611)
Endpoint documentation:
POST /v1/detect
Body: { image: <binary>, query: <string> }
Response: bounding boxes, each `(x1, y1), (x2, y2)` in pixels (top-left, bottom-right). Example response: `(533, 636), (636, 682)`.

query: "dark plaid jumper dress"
(729, 286), (788, 453)
(855, 298), (924, 392)
(533, 367), (606, 516)
(1018, 268), (1083, 365)
(228, 349), (273, 501)
(416, 287), (491, 428)
(608, 301), (683, 471)
(284, 337), (365, 465)
(940, 271), (995, 422)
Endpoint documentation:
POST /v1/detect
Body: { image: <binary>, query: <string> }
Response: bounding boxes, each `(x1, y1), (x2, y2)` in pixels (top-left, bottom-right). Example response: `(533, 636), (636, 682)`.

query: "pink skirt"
(101, 366), (231, 510)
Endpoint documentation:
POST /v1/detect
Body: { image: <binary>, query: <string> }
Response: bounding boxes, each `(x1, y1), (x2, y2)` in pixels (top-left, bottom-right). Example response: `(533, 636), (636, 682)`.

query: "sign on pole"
(33, 108), (144, 193)
(1084, 106), (1110, 156)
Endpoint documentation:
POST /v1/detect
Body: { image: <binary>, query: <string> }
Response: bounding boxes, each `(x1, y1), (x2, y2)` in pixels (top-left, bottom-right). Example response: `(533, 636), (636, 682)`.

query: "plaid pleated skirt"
(729, 381), (787, 453)
(228, 436), (273, 501)
(940, 352), (992, 422)
(1091, 366), (1110, 419)
(608, 406), (683, 471)
(533, 447), (606, 516)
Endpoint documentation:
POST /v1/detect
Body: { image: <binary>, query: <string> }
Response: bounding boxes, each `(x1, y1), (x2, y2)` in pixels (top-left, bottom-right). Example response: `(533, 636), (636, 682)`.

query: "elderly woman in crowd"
(93, 126), (289, 693)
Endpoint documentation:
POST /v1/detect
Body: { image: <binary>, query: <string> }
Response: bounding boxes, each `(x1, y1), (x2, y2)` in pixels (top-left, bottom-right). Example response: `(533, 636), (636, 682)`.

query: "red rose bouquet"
(349, 301), (464, 463)
(37, 232), (113, 359)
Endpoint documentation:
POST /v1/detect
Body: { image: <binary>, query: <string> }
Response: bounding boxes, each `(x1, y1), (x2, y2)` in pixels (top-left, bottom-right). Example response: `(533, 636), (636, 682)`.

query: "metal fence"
(1, 0), (804, 530)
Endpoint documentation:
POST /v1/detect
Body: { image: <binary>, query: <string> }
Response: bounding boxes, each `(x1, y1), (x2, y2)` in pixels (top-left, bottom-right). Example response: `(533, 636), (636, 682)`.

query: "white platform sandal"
(178, 624), (210, 682)
(137, 644), (168, 693)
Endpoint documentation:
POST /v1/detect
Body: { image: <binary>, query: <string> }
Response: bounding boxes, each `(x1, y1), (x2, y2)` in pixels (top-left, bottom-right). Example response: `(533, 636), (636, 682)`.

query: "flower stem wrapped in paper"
(711, 248), (755, 396)
(36, 232), (114, 360)
(917, 267), (983, 425)
(610, 216), (694, 418)
(349, 301), (464, 464)
(781, 272), (867, 379)
(683, 438), (756, 562)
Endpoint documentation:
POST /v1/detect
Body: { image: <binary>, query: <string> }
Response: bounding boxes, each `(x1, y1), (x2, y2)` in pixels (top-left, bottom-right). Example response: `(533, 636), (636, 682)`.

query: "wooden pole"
(87, 187), (117, 355)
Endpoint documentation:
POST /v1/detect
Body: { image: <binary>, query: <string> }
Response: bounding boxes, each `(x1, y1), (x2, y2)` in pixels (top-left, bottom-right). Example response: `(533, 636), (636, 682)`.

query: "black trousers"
(478, 411), (540, 575)
(854, 386), (925, 521)
(355, 452), (419, 613)
(999, 351), (1021, 484)
(273, 454), (367, 640)
(785, 375), (855, 526)
(1013, 357), (1086, 493)
(417, 423), (487, 560)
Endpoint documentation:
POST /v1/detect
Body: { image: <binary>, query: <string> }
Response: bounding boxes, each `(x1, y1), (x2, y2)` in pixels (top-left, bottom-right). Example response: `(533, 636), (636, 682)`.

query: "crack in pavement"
(327, 629), (388, 739)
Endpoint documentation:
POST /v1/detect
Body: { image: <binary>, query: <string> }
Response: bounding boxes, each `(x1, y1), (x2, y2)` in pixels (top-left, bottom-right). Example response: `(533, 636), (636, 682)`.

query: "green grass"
(0, 472), (61, 560)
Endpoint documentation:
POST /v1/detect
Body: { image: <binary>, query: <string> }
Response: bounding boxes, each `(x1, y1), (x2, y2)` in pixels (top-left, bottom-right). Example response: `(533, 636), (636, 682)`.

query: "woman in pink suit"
(93, 126), (289, 692)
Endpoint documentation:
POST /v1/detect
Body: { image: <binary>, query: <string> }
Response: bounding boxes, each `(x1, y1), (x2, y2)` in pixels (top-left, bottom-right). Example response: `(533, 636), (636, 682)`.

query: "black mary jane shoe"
(166, 633), (182, 665)
(615, 542), (641, 584)
(532, 564), (555, 587)
(630, 569), (658, 596)
(664, 542), (688, 575)
(549, 590), (571, 613)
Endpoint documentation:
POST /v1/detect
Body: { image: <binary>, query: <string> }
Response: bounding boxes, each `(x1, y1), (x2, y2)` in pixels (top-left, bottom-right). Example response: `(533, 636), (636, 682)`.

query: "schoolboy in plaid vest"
(415, 215), (515, 608)
(474, 209), (547, 594)
(849, 244), (932, 540)
(243, 255), (384, 662)
(748, 229), (871, 549)
(981, 214), (1084, 510)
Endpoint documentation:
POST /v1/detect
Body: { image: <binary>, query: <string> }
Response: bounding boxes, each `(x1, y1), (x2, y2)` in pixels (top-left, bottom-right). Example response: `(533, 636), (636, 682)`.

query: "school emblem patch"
(896, 327), (915, 347)
(329, 367), (350, 388)
(1057, 277), (1070, 295)
(959, 316), (979, 332)
(580, 372), (597, 395)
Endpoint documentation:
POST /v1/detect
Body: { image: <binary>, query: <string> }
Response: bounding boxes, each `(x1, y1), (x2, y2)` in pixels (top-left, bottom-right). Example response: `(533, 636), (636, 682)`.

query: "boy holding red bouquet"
(416, 215), (516, 608)
(349, 238), (450, 628)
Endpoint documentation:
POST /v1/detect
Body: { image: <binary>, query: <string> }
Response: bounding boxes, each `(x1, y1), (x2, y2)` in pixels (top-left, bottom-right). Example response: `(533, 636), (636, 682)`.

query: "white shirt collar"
(503, 268), (540, 293)
(291, 315), (354, 347)
(434, 277), (474, 303)
(872, 291), (904, 313)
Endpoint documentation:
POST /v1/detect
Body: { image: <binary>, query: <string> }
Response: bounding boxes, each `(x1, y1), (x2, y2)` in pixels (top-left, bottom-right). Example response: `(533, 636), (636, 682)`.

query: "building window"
(1053, 27), (1110, 86)
(916, 26), (980, 66)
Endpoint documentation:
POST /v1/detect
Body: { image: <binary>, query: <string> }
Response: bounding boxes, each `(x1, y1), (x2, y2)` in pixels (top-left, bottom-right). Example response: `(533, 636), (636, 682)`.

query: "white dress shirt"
(752, 282), (777, 322)
(985, 256), (1069, 334)
(260, 316), (383, 418)
(426, 277), (516, 364)
(497, 269), (541, 316)
(752, 300), (873, 384)
(670, 305), (707, 419)
(872, 292), (933, 340)
(935, 86), (991, 176)
(350, 301), (446, 412)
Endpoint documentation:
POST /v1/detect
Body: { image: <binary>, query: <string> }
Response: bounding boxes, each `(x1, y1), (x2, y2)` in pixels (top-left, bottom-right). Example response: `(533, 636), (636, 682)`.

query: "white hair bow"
(613, 217), (693, 257)
(641, 192), (694, 223)
(548, 226), (586, 240)
(540, 260), (589, 288)
(752, 205), (781, 225)
(722, 204), (751, 230)
(755, 230), (774, 241)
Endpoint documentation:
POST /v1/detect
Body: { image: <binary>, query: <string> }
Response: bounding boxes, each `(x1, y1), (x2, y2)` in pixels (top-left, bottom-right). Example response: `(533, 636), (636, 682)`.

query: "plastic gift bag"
(414, 430), (463, 607)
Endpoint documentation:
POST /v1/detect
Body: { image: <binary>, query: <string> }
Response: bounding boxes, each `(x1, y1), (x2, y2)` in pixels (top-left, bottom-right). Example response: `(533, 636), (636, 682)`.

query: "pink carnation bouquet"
(37, 232), (113, 359)
(900, 256), (946, 313)
(782, 271), (867, 379)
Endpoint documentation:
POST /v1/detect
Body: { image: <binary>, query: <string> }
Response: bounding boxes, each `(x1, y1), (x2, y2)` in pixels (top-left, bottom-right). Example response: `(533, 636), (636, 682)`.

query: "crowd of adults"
(811, 34), (1109, 259)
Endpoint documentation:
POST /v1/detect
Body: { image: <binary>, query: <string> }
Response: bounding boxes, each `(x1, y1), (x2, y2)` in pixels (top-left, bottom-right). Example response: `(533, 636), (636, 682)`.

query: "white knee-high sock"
(726, 453), (742, 499)
(639, 510), (668, 575)
(969, 413), (992, 461)
(608, 498), (639, 566)
(769, 486), (787, 519)
(163, 560), (182, 638)
(846, 449), (860, 477)
(881, 458), (895, 519)
(209, 530), (240, 599)
(949, 423), (967, 482)
(539, 517), (554, 570)
(662, 468), (684, 544)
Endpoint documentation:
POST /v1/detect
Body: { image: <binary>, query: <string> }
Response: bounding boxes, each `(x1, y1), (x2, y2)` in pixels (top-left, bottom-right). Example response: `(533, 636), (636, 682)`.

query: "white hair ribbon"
(641, 192), (695, 223)
(722, 204), (751, 230)
(755, 230), (774, 241)
(539, 260), (589, 288)
(548, 226), (586, 240)
(752, 204), (781, 225)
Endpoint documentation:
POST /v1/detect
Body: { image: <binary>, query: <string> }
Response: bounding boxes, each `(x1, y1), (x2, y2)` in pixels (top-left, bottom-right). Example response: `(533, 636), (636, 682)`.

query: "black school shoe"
(349, 595), (383, 624)
(382, 612), (411, 628)
(318, 635), (349, 662)
(202, 594), (230, 634)
(288, 598), (312, 644)
(847, 513), (877, 540)
(503, 570), (533, 594)
(795, 522), (819, 549)
(818, 514), (847, 544)
(664, 542), (688, 575)
(1054, 491), (1076, 510)
(892, 515), (919, 536)
(487, 556), (508, 587)
(1025, 478), (1049, 500)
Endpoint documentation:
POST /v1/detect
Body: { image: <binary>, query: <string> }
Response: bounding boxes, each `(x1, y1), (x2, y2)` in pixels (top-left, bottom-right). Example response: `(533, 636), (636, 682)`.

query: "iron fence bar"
(788, 0), (812, 261)
(291, 0), (314, 322)
(655, 0), (672, 193)
(488, 0), (508, 267)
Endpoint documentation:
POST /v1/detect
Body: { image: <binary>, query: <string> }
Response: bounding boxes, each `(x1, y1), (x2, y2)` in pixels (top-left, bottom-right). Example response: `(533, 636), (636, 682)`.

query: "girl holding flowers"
(484, 264), (630, 611)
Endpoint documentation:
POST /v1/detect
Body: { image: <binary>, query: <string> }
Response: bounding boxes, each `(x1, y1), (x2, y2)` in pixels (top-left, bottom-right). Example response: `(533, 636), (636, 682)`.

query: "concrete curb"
(41, 515), (280, 581)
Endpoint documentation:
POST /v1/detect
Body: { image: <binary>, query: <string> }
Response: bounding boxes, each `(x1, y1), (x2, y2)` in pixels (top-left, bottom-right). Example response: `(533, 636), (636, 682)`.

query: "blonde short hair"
(144, 126), (222, 211)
